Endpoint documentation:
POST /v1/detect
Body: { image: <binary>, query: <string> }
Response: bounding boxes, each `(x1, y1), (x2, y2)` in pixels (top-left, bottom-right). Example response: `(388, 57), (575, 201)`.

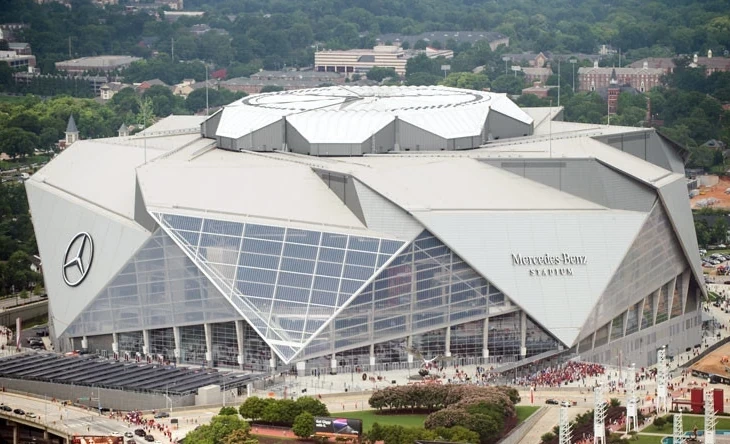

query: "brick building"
(578, 61), (663, 93)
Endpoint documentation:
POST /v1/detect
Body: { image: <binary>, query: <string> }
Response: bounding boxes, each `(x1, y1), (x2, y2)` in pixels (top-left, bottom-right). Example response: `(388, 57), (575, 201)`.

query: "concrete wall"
(0, 378), (195, 411)
(0, 300), (48, 329)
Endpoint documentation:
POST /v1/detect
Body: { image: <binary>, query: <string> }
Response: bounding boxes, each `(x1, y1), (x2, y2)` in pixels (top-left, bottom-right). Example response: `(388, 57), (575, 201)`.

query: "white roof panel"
(287, 111), (394, 143)
(489, 94), (534, 124)
(137, 150), (367, 230)
(398, 105), (488, 139)
(215, 105), (289, 139)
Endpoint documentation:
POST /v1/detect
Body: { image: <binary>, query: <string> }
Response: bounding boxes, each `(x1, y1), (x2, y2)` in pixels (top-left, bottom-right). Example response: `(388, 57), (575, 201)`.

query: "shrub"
(541, 432), (555, 443)
(653, 417), (665, 427)
(292, 412), (315, 438)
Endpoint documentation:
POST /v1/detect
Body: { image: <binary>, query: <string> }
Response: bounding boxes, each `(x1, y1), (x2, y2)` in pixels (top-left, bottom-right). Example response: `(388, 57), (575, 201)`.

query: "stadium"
(26, 86), (704, 373)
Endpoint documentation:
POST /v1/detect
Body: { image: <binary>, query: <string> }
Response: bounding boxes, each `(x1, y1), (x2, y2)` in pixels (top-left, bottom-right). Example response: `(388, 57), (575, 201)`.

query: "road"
(0, 294), (47, 311)
(0, 391), (218, 443)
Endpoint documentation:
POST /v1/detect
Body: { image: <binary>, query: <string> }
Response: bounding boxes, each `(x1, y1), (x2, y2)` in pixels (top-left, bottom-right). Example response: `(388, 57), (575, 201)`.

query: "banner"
(72, 436), (124, 444)
(314, 417), (363, 436)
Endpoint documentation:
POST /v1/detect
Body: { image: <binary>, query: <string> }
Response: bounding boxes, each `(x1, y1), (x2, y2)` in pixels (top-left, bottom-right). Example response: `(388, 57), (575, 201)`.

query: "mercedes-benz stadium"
(26, 86), (704, 373)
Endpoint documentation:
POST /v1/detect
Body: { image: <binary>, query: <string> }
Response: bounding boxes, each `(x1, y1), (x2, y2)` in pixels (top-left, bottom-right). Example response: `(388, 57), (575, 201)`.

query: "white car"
(110, 432), (123, 437)
(25, 412), (37, 418)
(560, 401), (571, 407)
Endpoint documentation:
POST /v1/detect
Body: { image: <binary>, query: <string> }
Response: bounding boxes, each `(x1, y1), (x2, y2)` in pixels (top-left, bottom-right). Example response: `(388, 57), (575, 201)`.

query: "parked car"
(13, 409), (25, 415)
(154, 411), (170, 418)
(561, 401), (572, 407)
(545, 399), (560, 405)
(124, 432), (134, 438)
(25, 412), (37, 418)
(145, 435), (155, 442)
(134, 429), (146, 437)
(0, 404), (12, 412)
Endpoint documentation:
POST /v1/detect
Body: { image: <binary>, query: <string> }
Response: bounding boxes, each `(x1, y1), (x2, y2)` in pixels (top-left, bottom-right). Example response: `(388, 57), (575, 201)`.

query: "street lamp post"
(502, 56), (510, 75)
(570, 59), (577, 93)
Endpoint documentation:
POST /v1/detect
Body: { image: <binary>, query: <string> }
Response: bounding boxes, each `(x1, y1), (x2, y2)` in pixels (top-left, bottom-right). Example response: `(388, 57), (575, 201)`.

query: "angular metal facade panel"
(658, 177), (704, 288)
(578, 202), (688, 340)
(352, 180), (423, 241)
(487, 110), (532, 140)
(316, 171), (366, 225)
(482, 158), (657, 212)
(235, 121), (283, 151)
(200, 109), (222, 139)
(413, 210), (646, 346)
(398, 120), (446, 151)
(371, 121), (396, 154)
(285, 121), (311, 155)
(134, 176), (157, 232)
(25, 181), (151, 341)
(153, 212), (404, 362)
(64, 229), (240, 337)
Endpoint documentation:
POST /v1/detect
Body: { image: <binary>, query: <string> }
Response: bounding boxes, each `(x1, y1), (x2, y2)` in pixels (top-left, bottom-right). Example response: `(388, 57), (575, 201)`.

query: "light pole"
(502, 56), (510, 75)
(557, 57), (561, 107)
(570, 59), (577, 93)
(205, 64), (209, 117)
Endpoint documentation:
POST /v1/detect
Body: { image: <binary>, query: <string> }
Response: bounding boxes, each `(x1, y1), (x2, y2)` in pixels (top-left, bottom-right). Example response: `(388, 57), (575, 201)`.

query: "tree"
(695, 219), (711, 247)
(260, 85), (284, 93)
(219, 406), (238, 416)
(490, 74), (525, 94)
(295, 396), (329, 417)
(0, 127), (38, 159)
(712, 218), (729, 245)
(239, 396), (269, 421)
(367, 67), (398, 82)
(440, 72), (490, 90)
(183, 415), (250, 444)
(292, 412), (314, 439)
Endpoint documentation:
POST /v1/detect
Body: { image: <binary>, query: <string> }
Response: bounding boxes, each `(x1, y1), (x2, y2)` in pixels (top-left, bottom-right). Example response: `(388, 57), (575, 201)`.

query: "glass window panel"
(348, 236), (380, 252)
(377, 254), (389, 268)
(237, 281), (275, 298)
(283, 243), (318, 260)
(242, 238), (283, 256)
(641, 293), (654, 330)
(281, 258), (316, 274)
(322, 232), (347, 248)
(319, 247), (346, 263)
(345, 251), (377, 267)
(313, 276), (340, 292)
(163, 214), (202, 232)
(380, 240), (402, 255)
(200, 233), (240, 251)
(237, 267), (277, 285)
(414, 235), (441, 250)
(610, 312), (625, 341)
(340, 279), (363, 295)
(285, 229), (321, 245)
(177, 230), (200, 247)
(203, 219), (244, 237)
(311, 291), (337, 306)
(670, 273), (684, 318)
(240, 253), (280, 270)
(316, 262), (342, 277)
(278, 272), (313, 288)
(275, 286), (310, 303)
(343, 265), (374, 280)
(244, 224), (285, 241)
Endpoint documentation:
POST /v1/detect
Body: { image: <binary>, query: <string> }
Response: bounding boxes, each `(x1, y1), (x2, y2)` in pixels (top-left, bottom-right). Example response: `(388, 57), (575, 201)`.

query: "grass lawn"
(515, 405), (540, 423)
(336, 410), (426, 431)
(641, 415), (730, 434)
(0, 94), (27, 104)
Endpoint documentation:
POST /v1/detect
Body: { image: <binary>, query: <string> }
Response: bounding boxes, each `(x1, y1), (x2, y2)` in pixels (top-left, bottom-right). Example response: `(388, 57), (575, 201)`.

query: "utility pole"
(557, 58), (561, 108)
(171, 38), (174, 62)
(205, 64), (209, 116)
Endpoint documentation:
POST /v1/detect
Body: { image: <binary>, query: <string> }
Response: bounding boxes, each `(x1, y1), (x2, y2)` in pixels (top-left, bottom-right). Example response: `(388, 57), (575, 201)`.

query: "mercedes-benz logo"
(62, 232), (94, 287)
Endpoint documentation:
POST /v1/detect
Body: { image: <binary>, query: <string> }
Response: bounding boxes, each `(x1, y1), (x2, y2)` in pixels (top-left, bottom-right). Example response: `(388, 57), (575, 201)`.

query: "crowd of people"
(123, 410), (175, 442)
(516, 361), (606, 388)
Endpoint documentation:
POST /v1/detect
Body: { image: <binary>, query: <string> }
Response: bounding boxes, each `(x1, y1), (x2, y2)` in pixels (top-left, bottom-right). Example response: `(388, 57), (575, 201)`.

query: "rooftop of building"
(55, 55), (141, 68)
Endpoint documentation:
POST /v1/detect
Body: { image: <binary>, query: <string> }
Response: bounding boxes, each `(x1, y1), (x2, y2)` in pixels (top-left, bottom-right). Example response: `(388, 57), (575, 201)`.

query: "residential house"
(99, 82), (130, 101)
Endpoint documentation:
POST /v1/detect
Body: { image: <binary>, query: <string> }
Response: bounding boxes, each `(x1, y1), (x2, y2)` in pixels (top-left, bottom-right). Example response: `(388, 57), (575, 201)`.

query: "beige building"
(578, 61), (663, 93)
(314, 45), (407, 76)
